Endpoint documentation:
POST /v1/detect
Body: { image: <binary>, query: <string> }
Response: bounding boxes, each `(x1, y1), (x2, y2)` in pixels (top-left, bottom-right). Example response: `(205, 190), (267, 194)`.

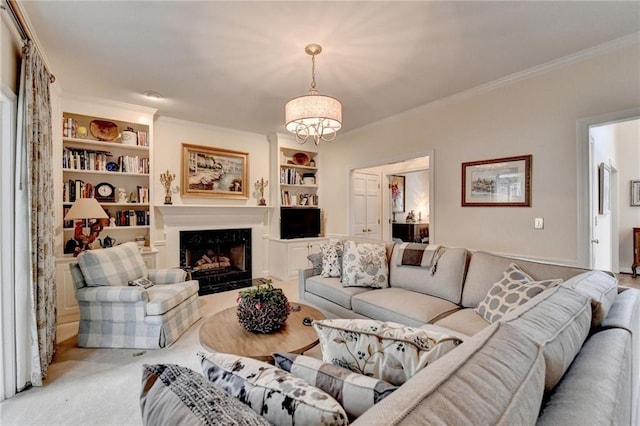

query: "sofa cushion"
(462, 251), (587, 308)
(475, 263), (562, 323)
(145, 280), (199, 316)
(601, 287), (640, 332)
(351, 287), (460, 327)
(272, 352), (397, 419)
(313, 318), (462, 386)
(77, 242), (148, 287)
(200, 352), (348, 426)
(537, 328), (632, 426)
(306, 276), (373, 310)
(433, 308), (490, 336)
(140, 363), (269, 426)
(561, 270), (618, 329)
(351, 322), (545, 425)
(501, 286), (592, 391)
(389, 246), (469, 304)
(341, 240), (389, 288)
(320, 241), (343, 278)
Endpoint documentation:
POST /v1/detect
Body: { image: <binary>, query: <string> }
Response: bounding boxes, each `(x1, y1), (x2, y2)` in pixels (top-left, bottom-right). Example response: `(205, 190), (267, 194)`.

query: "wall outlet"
(534, 218), (544, 230)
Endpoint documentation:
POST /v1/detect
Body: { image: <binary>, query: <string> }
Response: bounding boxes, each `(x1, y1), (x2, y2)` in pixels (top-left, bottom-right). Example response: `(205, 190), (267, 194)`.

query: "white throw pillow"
(313, 319), (462, 386)
(341, 240), (389, 288)
(475, 263), (562, 323)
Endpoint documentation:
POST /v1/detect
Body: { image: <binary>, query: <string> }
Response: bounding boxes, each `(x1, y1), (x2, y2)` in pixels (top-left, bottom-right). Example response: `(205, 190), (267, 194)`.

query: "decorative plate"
(90, 120), (119, 141)
(292, 152), (310, 166)
(106, 162), (119, 172)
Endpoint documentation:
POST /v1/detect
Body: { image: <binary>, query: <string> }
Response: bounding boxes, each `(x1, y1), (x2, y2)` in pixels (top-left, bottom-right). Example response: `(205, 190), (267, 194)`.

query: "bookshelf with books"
(59, 108), (155, 251)
(278, 147), (319, 208)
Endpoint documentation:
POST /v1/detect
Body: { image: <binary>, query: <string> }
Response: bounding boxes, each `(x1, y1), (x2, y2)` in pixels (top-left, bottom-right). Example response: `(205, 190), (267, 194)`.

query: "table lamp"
(64, 198), (109, 256)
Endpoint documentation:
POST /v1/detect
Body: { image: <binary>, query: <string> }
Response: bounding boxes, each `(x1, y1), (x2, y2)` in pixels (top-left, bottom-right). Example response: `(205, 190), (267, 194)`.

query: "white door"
(351, 172), (381, 239)
(589, 132), (615, 271)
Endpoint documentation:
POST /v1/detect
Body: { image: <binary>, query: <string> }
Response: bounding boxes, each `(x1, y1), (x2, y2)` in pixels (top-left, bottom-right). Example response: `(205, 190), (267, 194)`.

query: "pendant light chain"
(310, 54), (317, 92)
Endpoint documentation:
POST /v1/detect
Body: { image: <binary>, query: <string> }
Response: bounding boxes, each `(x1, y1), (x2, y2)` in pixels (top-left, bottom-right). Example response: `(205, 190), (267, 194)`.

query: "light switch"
(534, 218), (544, 230)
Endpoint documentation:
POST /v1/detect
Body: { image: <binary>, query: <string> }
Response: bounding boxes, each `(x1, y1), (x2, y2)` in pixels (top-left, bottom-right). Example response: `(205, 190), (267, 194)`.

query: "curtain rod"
(2, 0), (56, 83)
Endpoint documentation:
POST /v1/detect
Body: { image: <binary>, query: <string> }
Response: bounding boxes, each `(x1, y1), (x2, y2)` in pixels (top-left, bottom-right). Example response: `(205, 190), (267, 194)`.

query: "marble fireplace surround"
(155, 205), (271, 279)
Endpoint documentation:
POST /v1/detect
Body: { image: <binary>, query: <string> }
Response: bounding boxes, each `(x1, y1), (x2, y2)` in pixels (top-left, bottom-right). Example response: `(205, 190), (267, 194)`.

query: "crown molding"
(344, 32), (640, 137)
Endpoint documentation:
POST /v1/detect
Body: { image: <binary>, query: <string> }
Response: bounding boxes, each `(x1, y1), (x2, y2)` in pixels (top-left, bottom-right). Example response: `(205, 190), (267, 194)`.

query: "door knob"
(591, 239), (599, 244)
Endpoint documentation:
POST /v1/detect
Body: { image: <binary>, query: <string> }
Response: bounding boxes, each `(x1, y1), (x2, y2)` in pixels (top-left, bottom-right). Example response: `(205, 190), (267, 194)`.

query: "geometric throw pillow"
(140, 363), (270, 426)
(340, 240), (389, 288)
(312, 319), (463, 386)
(475, 263), (562, 323)
(199, 352), (348, 426)
(272, 352), (397, 419)
(320, 241), (344, 278)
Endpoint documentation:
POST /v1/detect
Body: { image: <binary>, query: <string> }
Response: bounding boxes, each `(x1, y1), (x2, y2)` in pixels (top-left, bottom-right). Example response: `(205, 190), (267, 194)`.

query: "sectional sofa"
(299, 242), (640, 424)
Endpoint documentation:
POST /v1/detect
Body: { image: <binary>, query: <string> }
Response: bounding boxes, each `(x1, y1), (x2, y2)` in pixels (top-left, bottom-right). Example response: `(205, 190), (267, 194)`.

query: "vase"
(237, 286), (291, 334)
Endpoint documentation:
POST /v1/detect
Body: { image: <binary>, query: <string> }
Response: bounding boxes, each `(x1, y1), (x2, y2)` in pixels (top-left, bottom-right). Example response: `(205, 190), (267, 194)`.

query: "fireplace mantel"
(156, 205), (272, 227)
(156, 205), (271, 274)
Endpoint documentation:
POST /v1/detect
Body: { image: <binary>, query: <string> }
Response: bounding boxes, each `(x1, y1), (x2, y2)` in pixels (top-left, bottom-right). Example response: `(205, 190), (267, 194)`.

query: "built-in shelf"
(63, 137), (150, 152)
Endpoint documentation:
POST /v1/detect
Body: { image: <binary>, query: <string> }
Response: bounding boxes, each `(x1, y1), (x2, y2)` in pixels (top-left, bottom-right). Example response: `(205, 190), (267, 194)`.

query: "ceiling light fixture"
(285, 44), (342, 145)
(143, 90), (163, 100)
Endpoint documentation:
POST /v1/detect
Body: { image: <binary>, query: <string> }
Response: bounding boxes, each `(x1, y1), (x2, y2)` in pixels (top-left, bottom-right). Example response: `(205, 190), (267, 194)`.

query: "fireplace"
(180, 228), (252, 295)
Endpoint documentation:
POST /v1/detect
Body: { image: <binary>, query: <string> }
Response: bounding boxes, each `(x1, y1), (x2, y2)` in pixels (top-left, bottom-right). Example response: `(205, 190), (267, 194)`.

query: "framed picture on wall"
(390, 175), (405, 213)
(462, 155), (532, 207)
(631, 180), (640, 207)
(599, 163), (611, 214)
(181, 143), (249, 199)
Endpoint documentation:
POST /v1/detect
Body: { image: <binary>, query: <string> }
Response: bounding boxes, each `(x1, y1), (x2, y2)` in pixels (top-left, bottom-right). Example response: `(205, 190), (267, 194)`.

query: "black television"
(280, 207), (321, 239)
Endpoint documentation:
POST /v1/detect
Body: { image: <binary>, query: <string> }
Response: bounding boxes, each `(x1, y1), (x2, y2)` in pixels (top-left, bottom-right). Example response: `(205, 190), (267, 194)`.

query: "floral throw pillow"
(475, 263), (562, 323)
(200, 352), (347, 426)
(341, 240), (389, 288)
(320, 241), (343, 278)
(313, 319), (462, 386)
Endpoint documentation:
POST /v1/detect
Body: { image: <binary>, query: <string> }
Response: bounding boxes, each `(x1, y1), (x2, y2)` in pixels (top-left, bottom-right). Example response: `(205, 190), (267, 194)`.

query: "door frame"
(348, 150), (434, 242)
(577, 107), (640, 269)
(1, 85), (18, 400)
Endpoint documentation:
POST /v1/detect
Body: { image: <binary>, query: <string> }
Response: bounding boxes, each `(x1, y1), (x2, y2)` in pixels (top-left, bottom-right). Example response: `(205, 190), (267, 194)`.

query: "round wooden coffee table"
(199, 303), (326, 362)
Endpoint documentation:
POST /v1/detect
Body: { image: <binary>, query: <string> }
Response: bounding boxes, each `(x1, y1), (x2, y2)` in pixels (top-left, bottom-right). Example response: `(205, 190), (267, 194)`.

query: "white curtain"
(14, 41), (56, 390)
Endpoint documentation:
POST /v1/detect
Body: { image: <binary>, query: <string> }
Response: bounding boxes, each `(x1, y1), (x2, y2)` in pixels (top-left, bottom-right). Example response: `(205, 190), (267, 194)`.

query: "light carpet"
(0, 278), (321, 426)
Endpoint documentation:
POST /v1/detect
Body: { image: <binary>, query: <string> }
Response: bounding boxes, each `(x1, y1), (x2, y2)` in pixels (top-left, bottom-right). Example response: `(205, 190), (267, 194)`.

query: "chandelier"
(285, 44), (342, 145)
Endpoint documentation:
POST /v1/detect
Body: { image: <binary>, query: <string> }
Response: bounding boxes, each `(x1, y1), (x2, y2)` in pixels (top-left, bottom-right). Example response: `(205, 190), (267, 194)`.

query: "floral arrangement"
(237, 280), (291, 333)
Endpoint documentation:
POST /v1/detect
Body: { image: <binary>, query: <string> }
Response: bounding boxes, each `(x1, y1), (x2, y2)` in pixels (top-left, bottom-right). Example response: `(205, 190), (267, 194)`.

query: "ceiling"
(20, 1), (640, 136)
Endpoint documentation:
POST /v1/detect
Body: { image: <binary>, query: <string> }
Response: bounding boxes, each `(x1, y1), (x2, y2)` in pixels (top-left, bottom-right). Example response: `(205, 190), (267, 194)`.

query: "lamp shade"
(285, 94), (342, 136)
(64, 198), (108, 221)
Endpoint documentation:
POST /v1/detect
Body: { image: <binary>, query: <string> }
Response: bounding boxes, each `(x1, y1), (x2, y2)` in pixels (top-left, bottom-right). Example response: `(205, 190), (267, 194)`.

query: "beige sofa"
(299, 243), (640, 424)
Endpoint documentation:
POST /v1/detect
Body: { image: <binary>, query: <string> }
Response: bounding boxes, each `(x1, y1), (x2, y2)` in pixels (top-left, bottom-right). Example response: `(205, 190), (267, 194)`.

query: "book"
(128, 277), (154, 289)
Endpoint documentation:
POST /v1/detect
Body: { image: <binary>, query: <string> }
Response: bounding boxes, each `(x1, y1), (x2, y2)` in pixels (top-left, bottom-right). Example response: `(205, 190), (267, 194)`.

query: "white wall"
(1, 10), (21, 93)
(321, 43), (640, 266)
(404, 170), (429, 222)
(152, 117), (271, 268)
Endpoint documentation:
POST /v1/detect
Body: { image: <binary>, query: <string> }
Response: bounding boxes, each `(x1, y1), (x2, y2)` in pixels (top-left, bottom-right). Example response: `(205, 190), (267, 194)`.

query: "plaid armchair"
(70, 242), (201, 349)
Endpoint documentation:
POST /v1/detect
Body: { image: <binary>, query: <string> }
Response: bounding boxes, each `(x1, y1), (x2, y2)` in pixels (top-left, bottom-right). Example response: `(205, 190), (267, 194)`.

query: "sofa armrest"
(148, 268), (187, 284)
(75, 286), (148, 303)
(298, 268), (315, 300)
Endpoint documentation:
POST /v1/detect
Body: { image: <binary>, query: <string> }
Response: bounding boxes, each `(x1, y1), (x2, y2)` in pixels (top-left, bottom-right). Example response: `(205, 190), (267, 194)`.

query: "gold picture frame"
(462, 155), (532, 207)
(181, 143), (249, 199)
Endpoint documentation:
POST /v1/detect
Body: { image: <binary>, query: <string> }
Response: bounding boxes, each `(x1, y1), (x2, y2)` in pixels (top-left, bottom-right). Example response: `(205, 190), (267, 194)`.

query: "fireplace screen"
(180, 228), (252, 295)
